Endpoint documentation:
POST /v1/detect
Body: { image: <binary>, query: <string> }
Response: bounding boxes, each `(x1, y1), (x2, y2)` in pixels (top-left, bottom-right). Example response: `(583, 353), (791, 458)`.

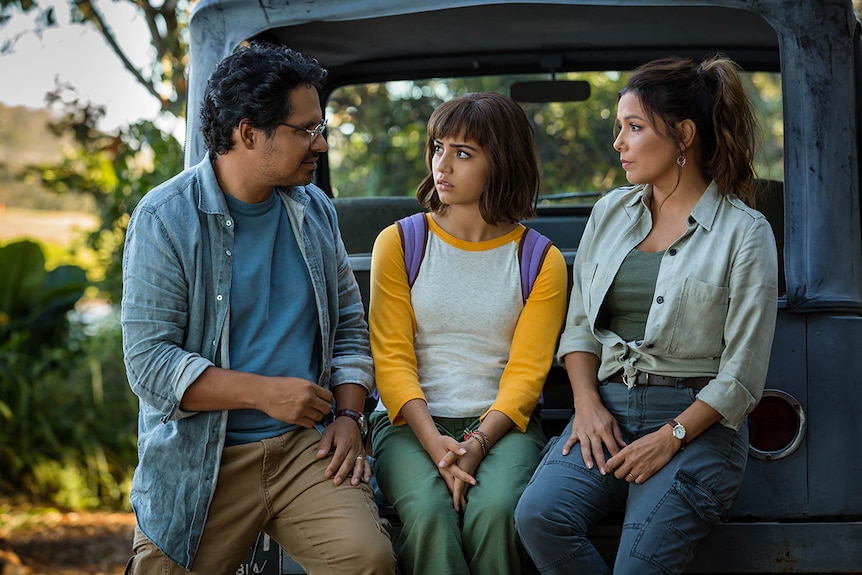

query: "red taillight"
(747, 389), (806, 461)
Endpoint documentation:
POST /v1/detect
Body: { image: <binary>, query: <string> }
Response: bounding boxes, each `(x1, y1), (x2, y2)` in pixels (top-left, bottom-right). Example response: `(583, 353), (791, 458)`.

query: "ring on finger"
(356, 455), (365, 461)
(627, 472), (635, 480)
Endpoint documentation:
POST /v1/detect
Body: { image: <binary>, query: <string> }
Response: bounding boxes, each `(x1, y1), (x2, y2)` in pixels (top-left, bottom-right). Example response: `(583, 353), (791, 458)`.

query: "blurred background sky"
(0, 0), (181, 140)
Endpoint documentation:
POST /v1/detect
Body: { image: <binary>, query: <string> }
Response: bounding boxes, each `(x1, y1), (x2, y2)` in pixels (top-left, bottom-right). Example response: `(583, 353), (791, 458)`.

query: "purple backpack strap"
(398, 215), (549, 300)
(396, 212), (429, 287)
(518, 227), (552, 303)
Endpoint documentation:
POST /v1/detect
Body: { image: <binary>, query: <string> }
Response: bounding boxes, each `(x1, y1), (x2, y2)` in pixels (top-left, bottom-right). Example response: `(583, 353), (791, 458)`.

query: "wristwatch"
(668, 419), (687, 450)
(336, 408), (368, 437)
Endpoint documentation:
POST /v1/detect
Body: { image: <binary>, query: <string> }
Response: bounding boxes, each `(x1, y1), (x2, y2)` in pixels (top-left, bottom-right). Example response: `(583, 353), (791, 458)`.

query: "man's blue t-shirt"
(223, 191), (322, 446)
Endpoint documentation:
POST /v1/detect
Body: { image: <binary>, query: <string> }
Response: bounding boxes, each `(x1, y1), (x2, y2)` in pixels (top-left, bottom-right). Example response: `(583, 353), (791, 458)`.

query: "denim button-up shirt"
(120, 155), (374, 568)
(558, 182), (778, 430)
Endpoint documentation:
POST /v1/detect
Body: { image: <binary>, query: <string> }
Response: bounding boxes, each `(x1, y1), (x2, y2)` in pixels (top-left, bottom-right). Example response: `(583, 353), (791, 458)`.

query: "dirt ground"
(0, 505), (135, 575)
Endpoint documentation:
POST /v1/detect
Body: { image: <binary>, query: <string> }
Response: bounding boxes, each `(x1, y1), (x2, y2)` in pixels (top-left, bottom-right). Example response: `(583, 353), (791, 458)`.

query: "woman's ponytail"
(700, 56), (758, 206)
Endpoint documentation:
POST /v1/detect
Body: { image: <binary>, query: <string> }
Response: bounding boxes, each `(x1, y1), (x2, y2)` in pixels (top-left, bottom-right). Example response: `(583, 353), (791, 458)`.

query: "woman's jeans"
(514, 381), (748, 575)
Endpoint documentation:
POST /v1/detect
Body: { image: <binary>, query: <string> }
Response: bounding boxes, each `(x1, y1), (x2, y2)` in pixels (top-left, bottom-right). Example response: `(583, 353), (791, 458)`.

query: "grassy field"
(0, 206), (97, 246)
(0, 206), (101, 277)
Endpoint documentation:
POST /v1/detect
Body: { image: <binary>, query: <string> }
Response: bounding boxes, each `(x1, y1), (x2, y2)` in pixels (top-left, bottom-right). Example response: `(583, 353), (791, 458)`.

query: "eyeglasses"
(279, 118), (327, 141)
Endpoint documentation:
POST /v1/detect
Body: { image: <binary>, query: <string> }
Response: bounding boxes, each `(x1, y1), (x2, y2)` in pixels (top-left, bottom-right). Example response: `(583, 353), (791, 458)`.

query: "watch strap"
(669, 418), (686, 450)
(335, 409), (368, 436)
(335, 408), (363, 422)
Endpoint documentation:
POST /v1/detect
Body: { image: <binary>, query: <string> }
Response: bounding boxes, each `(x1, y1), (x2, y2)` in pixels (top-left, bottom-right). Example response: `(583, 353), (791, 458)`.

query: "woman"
(515, 55), (778, 574)
(368, 92), (568, 574)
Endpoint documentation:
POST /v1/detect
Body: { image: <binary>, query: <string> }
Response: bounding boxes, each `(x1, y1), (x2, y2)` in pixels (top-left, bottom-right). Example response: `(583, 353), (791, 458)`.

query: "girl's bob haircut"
(416, 92), (540, 224)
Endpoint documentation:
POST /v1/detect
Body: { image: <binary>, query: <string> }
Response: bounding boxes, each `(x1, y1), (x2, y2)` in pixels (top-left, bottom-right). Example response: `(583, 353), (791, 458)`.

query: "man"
(121, 43), (395, 574)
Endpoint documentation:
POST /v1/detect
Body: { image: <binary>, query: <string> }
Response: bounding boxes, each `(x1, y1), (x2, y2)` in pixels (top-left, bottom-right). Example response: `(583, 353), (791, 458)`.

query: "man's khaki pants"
(126, 427), (395, 575)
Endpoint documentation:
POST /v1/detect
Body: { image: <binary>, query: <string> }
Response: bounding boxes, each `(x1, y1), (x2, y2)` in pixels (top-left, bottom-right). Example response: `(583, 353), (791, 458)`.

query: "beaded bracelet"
(463, 429), (490, 456)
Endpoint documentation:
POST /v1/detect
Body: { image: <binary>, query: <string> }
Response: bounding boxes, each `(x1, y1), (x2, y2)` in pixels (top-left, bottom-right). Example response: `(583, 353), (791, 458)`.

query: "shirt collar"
(689, 180), (721, 231)
(197, 153), (231, 216)
(624, 181), (721, 231)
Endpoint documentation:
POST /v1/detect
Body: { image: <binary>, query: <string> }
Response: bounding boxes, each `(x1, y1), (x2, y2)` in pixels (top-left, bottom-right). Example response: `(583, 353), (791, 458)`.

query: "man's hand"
(178, 369), (333, 427)
(261, 377), (333, 428)
(316, 416), (370, 486)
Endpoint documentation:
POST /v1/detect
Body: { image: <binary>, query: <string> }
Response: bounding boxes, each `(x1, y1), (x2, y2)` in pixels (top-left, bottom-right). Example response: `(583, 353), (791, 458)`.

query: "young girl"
(515, 55), (778, 574)
(368, 92), (568, 574)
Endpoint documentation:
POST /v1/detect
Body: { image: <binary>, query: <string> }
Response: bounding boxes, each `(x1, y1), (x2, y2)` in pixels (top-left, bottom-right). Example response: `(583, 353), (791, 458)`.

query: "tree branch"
(74, 0), (163, 104)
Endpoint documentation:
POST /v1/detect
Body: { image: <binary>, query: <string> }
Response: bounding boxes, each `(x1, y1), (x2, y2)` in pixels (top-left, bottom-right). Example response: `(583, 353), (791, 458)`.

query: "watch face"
(358, 414), (368, 434)
(673, 425), (686, 440)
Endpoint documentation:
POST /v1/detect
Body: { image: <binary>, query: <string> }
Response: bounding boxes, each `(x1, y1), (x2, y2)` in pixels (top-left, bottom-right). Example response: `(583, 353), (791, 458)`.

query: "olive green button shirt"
(558, 182), (778, 429)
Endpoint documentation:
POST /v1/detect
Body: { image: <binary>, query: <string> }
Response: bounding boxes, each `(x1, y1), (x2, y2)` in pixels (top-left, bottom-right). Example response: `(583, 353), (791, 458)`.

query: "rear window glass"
(325, 71), (783, 204)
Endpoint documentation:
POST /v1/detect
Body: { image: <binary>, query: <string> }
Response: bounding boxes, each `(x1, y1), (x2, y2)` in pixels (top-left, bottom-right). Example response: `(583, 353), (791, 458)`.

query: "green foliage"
(522, 71), (630, 200)
(33, 85), (184, 301)
(327, 82), (436, 198)
(0, 240), (87, 354)
(746, 72), (784, 182)
(327, 71), (785, 203)
(0, 241), (135, 510)
(0, 312), (136, 510)
(327, 72), (633, 201)
(0, 102), (94, 211)
(0, 0), (182, 511)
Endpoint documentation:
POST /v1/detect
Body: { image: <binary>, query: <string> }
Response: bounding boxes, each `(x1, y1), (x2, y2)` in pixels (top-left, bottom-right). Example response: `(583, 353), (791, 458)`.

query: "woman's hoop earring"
(677, 153), (687, 168)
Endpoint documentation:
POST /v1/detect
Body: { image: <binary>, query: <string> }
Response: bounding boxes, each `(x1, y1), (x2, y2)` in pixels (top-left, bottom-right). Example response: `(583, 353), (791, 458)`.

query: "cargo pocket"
(626, 470), (724, 574)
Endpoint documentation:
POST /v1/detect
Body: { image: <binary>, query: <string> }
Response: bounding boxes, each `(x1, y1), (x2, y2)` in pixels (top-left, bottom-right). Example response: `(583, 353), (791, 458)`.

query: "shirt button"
(669, 248), (677, 256)
(225, 220), (233, 227)
(225, 250), (232, 257)
(656, 296), (664, 304)
(216, 294), (223, 301)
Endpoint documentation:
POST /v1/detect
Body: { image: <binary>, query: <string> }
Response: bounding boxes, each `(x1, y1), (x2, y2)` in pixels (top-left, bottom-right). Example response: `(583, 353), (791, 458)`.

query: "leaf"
(0, 241), (88, 352)
(0, 240), (46, 319)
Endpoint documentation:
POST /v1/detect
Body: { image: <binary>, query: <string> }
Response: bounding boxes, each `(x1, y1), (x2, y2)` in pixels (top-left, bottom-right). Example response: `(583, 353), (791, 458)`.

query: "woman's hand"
(440, 438), (484, 511)
(428, 434), (477, 510)
(563, 395), (627, 475)
(607, 400), (722, 484)
(605, 424), (678, 484)
(561, 353), (625, 474)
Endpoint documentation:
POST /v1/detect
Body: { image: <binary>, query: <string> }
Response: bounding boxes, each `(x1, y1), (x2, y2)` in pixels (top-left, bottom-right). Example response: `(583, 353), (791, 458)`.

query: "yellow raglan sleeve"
(486, 243), (568, 431)
(369, 222), (426, 425)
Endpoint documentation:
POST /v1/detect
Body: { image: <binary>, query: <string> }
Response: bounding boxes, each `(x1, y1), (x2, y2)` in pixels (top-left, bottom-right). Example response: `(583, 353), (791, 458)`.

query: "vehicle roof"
(248, 3), (780, 84)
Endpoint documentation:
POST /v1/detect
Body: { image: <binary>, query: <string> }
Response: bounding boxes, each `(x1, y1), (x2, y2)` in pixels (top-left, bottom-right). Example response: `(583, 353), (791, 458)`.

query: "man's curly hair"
(200, 42), (328, 156)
